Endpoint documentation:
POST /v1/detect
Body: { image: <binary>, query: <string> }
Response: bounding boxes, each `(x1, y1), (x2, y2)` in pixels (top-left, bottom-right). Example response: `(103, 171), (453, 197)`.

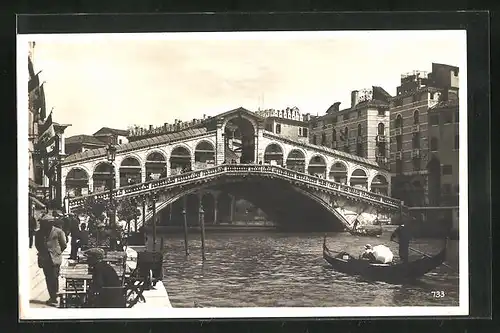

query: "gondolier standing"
(390, 223), (411, 263)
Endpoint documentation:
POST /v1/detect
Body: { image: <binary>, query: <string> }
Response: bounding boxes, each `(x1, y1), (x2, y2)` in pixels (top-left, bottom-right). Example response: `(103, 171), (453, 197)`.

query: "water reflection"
(160, 232), (459, 307)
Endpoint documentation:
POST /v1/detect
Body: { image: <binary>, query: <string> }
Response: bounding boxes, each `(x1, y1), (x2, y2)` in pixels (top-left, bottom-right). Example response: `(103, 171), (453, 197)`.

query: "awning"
(29, 194), (46, 209)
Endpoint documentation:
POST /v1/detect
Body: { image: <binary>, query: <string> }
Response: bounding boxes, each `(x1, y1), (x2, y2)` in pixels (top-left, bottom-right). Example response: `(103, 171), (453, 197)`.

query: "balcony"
(394, 128), (402, 136)
(411, 149), (421, 158)
(412, 124), (420, 133)
(376, 135), (387, 143)
(395, 151), (402, 160)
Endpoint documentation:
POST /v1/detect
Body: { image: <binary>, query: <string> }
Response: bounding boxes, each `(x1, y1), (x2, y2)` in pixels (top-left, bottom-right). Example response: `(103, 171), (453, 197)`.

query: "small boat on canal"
(322, 236), (447, 283)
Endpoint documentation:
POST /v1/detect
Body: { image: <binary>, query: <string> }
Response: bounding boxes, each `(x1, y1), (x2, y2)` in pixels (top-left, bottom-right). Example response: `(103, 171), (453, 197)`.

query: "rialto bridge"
(61, 107), (402, 231)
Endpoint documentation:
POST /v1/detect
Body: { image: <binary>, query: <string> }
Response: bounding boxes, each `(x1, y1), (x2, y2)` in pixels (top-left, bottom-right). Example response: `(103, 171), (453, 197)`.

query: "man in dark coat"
(29, 214), (37, 248)
(35, 217), (67, 306)
(390, 223), (412, 263)
(85, 248), (122, 307)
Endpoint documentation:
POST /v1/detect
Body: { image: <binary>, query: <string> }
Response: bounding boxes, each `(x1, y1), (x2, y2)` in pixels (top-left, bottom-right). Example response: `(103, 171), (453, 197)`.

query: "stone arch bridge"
(62, 107), (402, 231)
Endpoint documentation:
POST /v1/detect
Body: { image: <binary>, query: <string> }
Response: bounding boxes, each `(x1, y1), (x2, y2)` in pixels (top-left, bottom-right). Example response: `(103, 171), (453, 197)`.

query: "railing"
(68, 164), (402, 211)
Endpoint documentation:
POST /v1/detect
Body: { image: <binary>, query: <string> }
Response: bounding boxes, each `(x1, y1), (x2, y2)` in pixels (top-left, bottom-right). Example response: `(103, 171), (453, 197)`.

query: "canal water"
(159, 232), (459, 308)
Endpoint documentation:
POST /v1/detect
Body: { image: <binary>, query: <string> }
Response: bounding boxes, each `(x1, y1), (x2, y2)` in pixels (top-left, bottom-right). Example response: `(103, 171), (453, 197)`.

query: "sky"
(25, 31), (466, 137)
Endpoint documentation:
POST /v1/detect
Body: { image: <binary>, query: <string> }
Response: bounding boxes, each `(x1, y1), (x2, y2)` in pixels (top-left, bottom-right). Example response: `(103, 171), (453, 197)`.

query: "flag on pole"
(37, 113), (56, 149)
(35, 83), (47, 121)
(28, 70), (42, 93)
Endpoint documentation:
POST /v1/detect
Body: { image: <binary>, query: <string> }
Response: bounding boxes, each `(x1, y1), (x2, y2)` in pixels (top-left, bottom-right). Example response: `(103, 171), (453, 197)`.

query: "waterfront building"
(65, 134), (108, 155)
(308, 87), (391, 191)
(389, 63), (459, 207)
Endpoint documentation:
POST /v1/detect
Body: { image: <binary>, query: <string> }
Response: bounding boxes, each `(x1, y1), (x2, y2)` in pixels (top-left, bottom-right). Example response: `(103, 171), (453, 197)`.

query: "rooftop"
(63, 127), (209, 165)
(93, 127), (129, 137)
(65, 134), (107, 146)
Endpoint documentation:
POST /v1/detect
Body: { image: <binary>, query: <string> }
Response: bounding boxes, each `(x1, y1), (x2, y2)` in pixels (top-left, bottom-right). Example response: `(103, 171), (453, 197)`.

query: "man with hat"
(85, 248), (122, 307)
(390, 221), (412, 263)
(35, 216), (67, 306)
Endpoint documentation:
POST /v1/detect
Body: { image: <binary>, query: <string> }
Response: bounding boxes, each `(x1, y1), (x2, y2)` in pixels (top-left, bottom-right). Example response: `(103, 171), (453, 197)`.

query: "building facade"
(308, 86), (392, 169)
(93, 127), (129, 145)
(389, 63), (459, 207)
(256, 107), (311, 144)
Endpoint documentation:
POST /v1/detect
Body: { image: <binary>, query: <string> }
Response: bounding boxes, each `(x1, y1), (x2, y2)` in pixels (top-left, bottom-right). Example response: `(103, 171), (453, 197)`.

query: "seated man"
(360, 244), (378, 262)
(85, 248), (122, 308)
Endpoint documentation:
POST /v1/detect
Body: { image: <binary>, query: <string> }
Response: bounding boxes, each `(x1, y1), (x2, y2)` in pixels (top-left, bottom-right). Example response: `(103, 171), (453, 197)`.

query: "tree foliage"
(116, 197), (141, 225)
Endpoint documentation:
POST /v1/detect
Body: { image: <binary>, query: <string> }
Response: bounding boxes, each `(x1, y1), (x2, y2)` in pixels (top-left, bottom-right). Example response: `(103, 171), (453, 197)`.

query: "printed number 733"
(431, 291), (445, 298)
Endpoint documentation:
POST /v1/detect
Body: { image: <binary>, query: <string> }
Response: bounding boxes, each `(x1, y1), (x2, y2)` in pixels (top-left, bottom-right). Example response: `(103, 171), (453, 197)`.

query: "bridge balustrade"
(68, 164), (401, 211)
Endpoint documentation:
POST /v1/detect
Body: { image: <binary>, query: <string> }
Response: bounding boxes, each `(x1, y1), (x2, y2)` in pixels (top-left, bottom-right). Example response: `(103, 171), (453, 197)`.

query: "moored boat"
(322, 236), (447, 283)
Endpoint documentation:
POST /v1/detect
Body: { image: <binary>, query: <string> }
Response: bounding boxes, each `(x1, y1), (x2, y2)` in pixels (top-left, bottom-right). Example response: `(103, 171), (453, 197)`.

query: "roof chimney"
(149, 125), (153, 131)
(333, 102), (341, 112)
(351, 90), (359, 108)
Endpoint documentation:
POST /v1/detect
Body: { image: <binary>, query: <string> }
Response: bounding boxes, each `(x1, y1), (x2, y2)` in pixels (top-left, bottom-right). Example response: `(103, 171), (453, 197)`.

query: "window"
(455, 110), (459, 123)
(298, 128), (302, 136)
(118, 139), (122, 144)
(395, 114), (403, 128)
(265, 123), (273, 132)
(378, 109), (385, 116)
(312, 135), (317, 145)
(442, 165), (453, 175)
(302, 128), (308, 138)
(430, 137), (439, 151)
(343, 127), (348, 140)
(443, 112), (453, 124)
(357, 124), (362, 137)
(413, 110), (419, 124)
(332, 129), (337, 142)
(454, 134), (459, 150)
(378, 123), (385, 135)
(321, 133), (326, 145)
(412, 133), (420, 149)
(396, 136), (402, 151)
(430, 114), (439, 126)
(275, 124), (281, 134)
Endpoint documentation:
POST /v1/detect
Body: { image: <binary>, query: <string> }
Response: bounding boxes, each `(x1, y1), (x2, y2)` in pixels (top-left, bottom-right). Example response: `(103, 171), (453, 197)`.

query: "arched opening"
(427, 157), (441, 205)
(170, 146), (192, 175)
(312, 135), (317, 145)
(395, 114), (403, 128)
(286, 149), (306, 173)
(378, 123), (385, 135)
(414, 110), (419, 124)
(357, 124), (362, 137)
(370, 175), (389, 196)
(224, 117), (256, 164)
(350, 168), (368, 189)
(307, 155), (327, 178)
(194, 141), (215, 169)
(65, 168), (89, 197)
(93, 162), (114, 192)
(119, 157), (141, 187)
(145, 152), (167, 181)
(332, 129), (337, 147)
(201, 193), (216, 224)
(263, 143), (284, 166)
(328, 162), (347, 184)
(430, 137), (439, 151)
(216, 192), (233, 224)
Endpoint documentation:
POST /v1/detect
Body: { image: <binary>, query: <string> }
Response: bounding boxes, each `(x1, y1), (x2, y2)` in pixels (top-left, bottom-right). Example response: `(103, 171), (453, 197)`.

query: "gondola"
(322, 236), (447, 283)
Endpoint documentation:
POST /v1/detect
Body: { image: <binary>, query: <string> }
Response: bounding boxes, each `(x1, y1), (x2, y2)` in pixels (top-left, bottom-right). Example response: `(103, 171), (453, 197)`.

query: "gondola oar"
(391, 240), (456, 271)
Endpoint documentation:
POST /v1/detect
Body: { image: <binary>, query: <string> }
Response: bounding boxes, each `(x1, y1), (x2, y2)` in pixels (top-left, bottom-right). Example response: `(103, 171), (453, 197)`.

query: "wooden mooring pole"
(182, 197), (189, 256)
(152, 195), (157, 252)
(199, 205), (206, 261)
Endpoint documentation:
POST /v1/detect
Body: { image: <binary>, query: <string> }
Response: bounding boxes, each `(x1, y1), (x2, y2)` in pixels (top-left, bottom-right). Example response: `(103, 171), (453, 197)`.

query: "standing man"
(390, 223), (412, 263)
(29, 212), (37, 249)
(35, 217), (67, 306)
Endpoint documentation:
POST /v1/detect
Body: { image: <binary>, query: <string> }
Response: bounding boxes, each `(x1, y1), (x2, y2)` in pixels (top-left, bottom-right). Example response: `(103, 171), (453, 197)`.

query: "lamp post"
(106, 144), (117, 230)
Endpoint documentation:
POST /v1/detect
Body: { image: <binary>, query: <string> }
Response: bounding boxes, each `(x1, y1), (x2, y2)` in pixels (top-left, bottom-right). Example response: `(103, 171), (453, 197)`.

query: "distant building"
(93, 127), (129, 145)
(308, 86), (392, 167)
(389, 63), (459, 207)
(256, 107), (311, 144)
(65, 134), (108, 155)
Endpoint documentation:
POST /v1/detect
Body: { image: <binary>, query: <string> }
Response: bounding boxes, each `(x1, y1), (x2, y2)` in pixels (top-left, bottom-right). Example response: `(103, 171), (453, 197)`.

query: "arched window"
(378, 123), (385, 135)
(395, 114), (403, 128)
(357, 124), (362, 137)
(344, 127), (349, 139)
(414, 110), (419, 124)
(332, 129), (337, 142)
(312, 135), (317, 145)
(430, 137), (439, 151)
(321, 133), (326, 145)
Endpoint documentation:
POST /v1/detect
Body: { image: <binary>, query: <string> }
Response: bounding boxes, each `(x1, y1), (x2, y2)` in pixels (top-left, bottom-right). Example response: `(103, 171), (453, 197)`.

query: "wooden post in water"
(152, 195), (157, 252)
(182, 197), (189, 256)
(160, 236), (164, 251)
(199, 204), (206, 261)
